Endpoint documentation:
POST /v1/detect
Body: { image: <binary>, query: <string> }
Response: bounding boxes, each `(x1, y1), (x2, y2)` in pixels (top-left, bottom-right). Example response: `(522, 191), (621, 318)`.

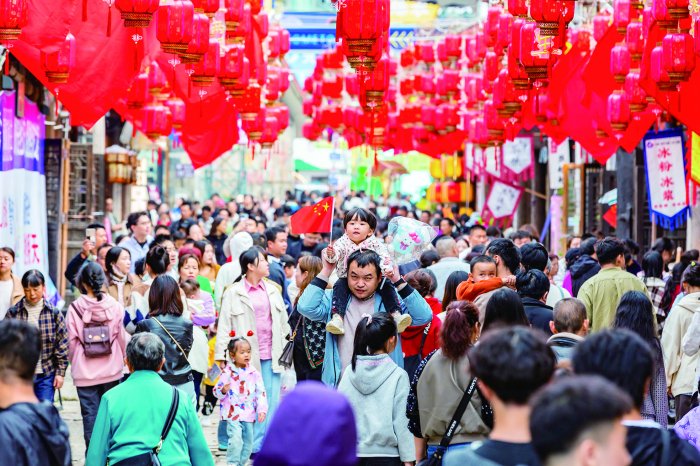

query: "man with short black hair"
(473, 239), (522, 316)
(449, 326), (556, 465)
(0, 319), (71, 466)
(511, 230), (532, 247)
(547, 298), (588, 363)
(573, 330), (700, 465)
(170, 201), (194, 235)
(265, 226), (291, 312)
(64, 222), (107, 286)
(428, 236), (471, 299)
(529, 375), (632, 466)
(521, 242), (572, 308)
(570, 237), (601, 297)
(199, 205), (214, 235)
(122, 211), (153, 273)
(578, 237), (648, 332)
(517, 269), (554, 335)
(468, 224), (488, 248)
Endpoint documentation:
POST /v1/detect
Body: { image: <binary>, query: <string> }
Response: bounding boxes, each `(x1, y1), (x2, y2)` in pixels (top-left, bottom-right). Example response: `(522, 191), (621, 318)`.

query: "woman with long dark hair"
(67, 262), (127, 448)
(207, 217), (229, 266)
(441, 270), (469, 314)
(407, 301), (489, 464)
(215, 246), (291, 454)
(641, 251), (666, 324)
(125, 245), (171, 333)
(482, 288), (529, 333)
(135, 275), (195, 403)
(288, 255), (326, 382)
(612, 290), (668, 424)
(104, 246), (139, 310)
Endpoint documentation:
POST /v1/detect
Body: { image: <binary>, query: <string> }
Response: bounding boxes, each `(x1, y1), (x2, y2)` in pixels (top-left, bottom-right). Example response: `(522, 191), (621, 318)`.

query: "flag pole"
(329, 197), (336, 244)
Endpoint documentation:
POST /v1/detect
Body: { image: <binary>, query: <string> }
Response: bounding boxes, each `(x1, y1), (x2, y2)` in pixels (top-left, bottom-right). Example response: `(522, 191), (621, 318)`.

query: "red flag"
(290, 197), (334, 235)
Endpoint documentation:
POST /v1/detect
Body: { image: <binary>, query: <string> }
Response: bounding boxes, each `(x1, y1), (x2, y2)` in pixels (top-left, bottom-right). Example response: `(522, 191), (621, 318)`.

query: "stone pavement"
(59, 373), (233, 466)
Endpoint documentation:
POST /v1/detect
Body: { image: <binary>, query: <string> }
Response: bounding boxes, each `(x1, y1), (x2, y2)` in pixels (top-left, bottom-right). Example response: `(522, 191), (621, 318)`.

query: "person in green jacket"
(86, 332), (214, 466)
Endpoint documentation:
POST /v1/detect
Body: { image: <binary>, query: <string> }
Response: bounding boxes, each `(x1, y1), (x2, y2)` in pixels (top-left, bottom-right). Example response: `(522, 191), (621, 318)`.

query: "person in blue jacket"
(297, 249), (432, 387)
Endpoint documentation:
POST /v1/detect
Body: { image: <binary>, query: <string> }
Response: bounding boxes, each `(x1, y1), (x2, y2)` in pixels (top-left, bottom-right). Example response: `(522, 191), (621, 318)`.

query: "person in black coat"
(516, 269), (554, 335)
(570, 237), (601, 297)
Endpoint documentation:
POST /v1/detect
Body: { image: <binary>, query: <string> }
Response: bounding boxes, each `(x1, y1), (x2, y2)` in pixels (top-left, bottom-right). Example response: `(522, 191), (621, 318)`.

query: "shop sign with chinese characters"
(643, 129), (688, 230)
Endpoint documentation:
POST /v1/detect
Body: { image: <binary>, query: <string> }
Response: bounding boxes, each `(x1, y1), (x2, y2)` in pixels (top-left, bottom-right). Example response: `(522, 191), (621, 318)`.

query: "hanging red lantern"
(651, 44), (674, 90)
(127, 72), (149, 109)
(165, 98), (186, 130)
(302, 121), (321, 141)
(613, 0), (633, 34)
(345, 73), (360, 96)
(115, 0), (160, 28)
(626, 22), (644, 61)
(190, 40), (220, 86)
(494, 69), (522, 117)
(259, 115), (279, 149)
(624, 71), (647, 113)
(497, 12), (514, 52)
(337, 0), (389, 69)
(256, 12), (269, 39)
(279, 68), (290, 94)
(227, 2), (250, 43)
(484, 51), (501, 82)
(265, 67), (281, 102)
(416, 42), (435, 63)
(319, 105), (344, 129)
(610, 44), (631, 83)
(192, 0), (219, 17)
(219, 45), (248, 95)
(321, 75), (343, 100)
(143, 104), (173, 140)
(484, 99), (505, 142)
(437, 39), (449, 65)
(665, 0), (690, 20)
(237, 80), (262, 120)
(224, 0), (244, 31)
(269, 105), (289, 134)
(364, 55), (389, 111)
(147, 62), (167, 95)
(652, 0), (677, 30)
(509, 18), (531, 90)
(484, 7), (502, 46)
(445, 34), (462, 60)
(529, 0), (562, 37)
(662, 32), (695, 83)
(519, 21), (550, 81)
(279, 29), (290, 56)
(42, 32), (76, 84)
(243, 107), (265, 142)
(179, 13), (210, 63)
(416, 72), (436, 96)
(157, 0), (195, 55)
(607, 91), (630, 132)
(508, 0), (528, 17)
(0, 0), (27, 43)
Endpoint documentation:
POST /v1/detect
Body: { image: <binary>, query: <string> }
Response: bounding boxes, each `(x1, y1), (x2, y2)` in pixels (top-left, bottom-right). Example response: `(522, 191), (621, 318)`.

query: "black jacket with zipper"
(136, 314), (193, 385)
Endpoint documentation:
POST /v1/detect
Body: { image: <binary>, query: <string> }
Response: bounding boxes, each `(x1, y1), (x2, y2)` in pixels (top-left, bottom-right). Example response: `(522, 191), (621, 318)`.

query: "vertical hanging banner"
(502, 136), (534, 184)
(643, 129), (688, 229)
(548, 138), (570, 190)
(481, 180), (523, 225)
(691, 132), (700, 205)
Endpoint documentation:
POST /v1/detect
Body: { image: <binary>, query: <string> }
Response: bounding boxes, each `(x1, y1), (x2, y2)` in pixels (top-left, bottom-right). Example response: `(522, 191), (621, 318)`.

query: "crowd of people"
(1, 191), (700, 466)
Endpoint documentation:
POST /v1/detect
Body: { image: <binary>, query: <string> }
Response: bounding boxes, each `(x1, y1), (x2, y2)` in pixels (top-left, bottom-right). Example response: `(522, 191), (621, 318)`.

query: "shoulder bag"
(112, 387), (180, 466)
(279, 313), (303, 369)
(417, 377), (479, 466)
(71, 304), (112, 358)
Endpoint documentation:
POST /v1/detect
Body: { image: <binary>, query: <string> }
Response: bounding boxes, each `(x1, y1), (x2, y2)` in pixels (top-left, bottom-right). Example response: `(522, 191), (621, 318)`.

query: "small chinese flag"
(290, 197), (334, 235)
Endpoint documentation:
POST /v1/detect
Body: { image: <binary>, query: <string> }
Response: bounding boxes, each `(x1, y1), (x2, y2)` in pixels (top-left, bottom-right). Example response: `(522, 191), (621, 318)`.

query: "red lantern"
(437, 40), (449, 64)
(337, 0), (389, 68)
(364, 55), (389, 111)
(484, 7), (501, 46)
(484, 99), (504, 141)
(321, 75), (343, 100)
(508, 0), (528, 17)
(613, 0), (633, 34)
(157, 0), (195, 55)
(243, 107), (265, 141)
(192, 0), (219, 17)
(626, 22), (644, 60)
(0, 0), (28, 42)
(509, 18), (531, 90)
(224, 0), (244, 31)
(269, 105), (289, 133)
(165, 98), (186, 130)
(279, 68), (290, 94)
(445, 34), (462, 60)
(256, 12), (269, 39)
(651, 44), (674, 90)
(607, 91), (630, 132)
(652, 0), (677, 30)
(611, 45), (631, 83)
(662, 32), (695, 83)
(624, 71), (647, 113)
(302, 121), (321, 141)
(237, 81), (262, 120)
(265, 67), (281, 102)
(115, 0), (160, 28)
(227, 2), (250, 43)
(665, 0), (689, 20)
(147, 62), (167, 95)
(190, 40), (220, 86)
(519, 21), (550, 81)
(484, 51), (501, 82)
(259, 115), (279, 149)
(42, 32), (76, 84)
(219, 45), (248, 95)
(593, 13), (611, 42)
(279, 29), (290, 56)
(416, 42), (435, 63)
(143, 104), (173, 140)
(529, 0), (562, 37)
(179, 13), (210, 63)
(127, 73), (149, 109)
(494, 69), (522, 117)
(497, 12), (514, 51)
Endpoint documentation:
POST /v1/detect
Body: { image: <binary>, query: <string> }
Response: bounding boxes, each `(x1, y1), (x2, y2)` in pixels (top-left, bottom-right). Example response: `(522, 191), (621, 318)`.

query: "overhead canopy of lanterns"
(2, 0), (292, 168)
(301, 0), (700, 169)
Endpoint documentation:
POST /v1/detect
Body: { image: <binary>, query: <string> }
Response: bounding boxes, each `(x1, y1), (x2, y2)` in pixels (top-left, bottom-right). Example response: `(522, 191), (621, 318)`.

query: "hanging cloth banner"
(548, 138), (570, 191)
(643, 129), (689, 230)
(502, 136), (535, 184)
(691, 133), (700, 206)
(481, 180), (524, 226)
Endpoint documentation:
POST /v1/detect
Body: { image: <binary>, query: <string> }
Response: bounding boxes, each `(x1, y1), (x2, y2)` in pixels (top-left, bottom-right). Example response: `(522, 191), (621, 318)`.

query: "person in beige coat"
(216, 246), (290, 454)
(661, 263), (700, 421)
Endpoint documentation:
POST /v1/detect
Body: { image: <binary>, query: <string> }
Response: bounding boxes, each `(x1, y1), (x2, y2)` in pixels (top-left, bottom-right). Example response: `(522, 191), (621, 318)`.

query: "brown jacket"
(104, 274), (140, 308)
(10, 273), (23, 306)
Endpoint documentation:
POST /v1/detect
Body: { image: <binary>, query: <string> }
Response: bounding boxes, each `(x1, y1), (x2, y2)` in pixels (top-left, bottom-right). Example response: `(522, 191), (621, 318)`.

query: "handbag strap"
(438, 377), (479, 449)
(151, 317), (191, 366)
(154, 387), (180, 454)
(289, 311), (303, 339)
(417, 322), (431, 358)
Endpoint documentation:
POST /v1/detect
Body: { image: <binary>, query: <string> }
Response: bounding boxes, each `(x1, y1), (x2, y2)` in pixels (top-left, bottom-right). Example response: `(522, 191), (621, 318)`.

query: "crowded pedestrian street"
(4, 1), (700, 466)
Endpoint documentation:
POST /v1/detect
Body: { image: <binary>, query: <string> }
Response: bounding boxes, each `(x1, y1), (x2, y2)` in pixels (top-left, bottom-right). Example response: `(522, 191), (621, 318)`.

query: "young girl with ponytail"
(338, 312), (416, 466)
(66, 261), (128, 448)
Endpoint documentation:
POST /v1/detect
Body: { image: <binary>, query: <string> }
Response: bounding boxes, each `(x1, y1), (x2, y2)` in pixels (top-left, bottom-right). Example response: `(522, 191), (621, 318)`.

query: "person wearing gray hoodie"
(338, 313), (415, 466)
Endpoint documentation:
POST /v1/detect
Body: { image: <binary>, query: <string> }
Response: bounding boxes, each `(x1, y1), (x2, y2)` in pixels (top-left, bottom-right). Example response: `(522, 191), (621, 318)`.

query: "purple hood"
(254, 381), (357, 466)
